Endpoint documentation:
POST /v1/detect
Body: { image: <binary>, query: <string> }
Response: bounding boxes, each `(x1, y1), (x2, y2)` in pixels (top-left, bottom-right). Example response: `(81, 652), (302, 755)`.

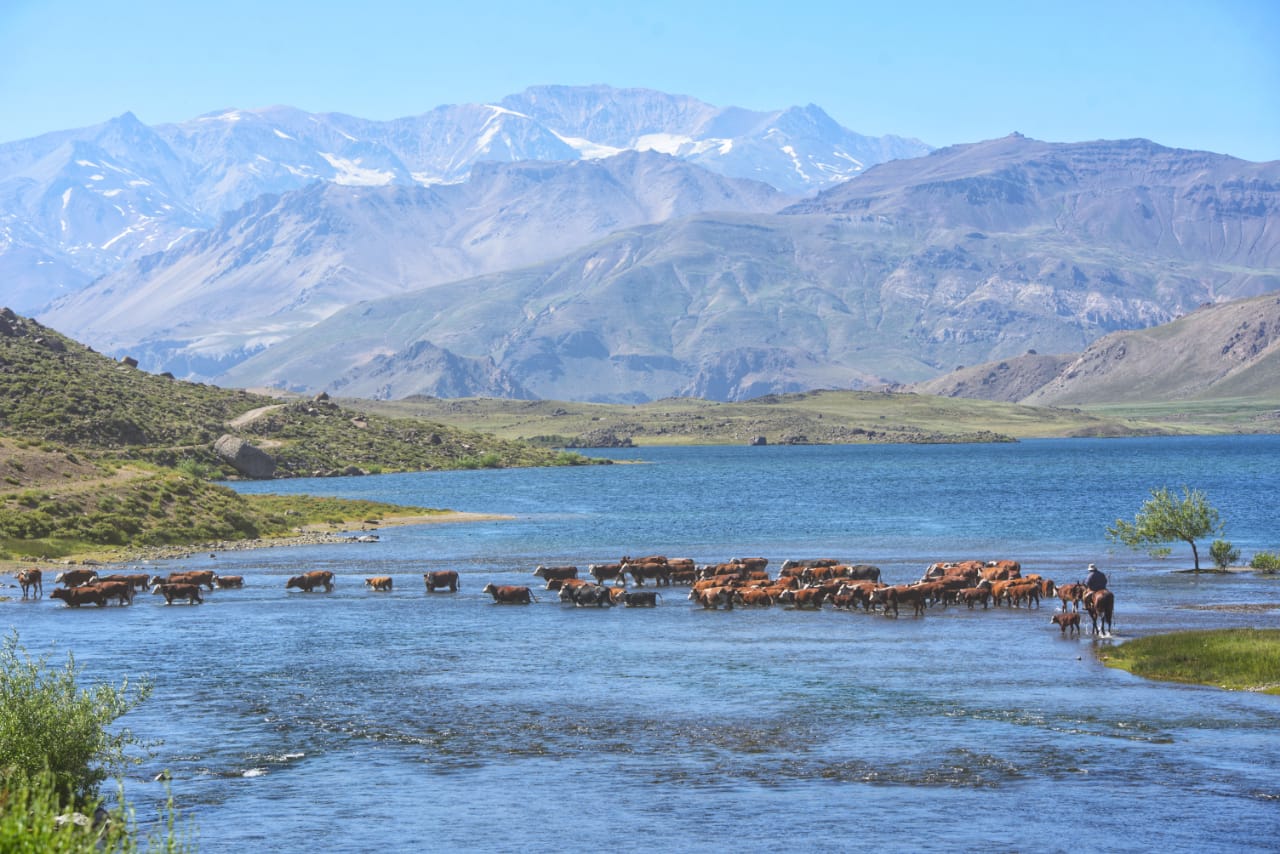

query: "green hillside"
(359, 389), (1167, 447)
(0, 308), (592, 561)
(0, 308), (590, 475)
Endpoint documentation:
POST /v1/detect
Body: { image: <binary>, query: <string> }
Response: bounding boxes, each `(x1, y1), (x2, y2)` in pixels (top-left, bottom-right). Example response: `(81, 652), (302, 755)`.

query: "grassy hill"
(0, 308), (593, 561)
(356, 389), (1170, 447)
(0, 308), (591, 476)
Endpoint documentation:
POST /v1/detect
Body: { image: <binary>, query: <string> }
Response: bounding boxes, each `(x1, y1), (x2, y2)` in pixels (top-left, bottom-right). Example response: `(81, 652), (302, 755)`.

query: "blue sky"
(1, 0), (1276, 160)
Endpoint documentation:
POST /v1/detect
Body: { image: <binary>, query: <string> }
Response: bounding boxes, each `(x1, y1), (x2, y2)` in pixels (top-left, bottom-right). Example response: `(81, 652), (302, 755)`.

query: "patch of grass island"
(1098, 628), (1280, 694)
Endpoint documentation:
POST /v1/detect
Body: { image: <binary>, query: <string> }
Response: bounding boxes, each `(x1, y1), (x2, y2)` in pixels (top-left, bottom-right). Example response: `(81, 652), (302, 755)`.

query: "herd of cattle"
(11, 555), (1116, 634)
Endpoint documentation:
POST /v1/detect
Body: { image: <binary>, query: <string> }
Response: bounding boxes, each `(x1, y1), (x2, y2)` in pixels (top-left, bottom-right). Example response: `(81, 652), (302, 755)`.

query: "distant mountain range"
(1, 85), (927, 314)
(6, 87), (1279, 404)
(214, 135), (1280, 402)
(39, 152), (790, 378)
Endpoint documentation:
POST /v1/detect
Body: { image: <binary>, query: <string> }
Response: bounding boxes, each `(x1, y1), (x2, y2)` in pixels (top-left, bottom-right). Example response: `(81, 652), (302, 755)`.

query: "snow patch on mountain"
(554, 134), (625, 159)
(319, 153), (395, 186)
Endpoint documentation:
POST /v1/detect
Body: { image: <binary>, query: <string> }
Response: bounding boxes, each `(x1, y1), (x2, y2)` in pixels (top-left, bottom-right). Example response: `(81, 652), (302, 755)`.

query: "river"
(7, 437), (1280, 852)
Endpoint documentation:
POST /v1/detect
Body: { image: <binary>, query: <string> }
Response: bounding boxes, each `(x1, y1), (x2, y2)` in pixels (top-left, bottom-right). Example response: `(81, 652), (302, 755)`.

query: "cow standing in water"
(17, 568), (42, 598)
(424, 571), (460, 592)
(482, 583), (535, 604)
(286, 571), (335, 593)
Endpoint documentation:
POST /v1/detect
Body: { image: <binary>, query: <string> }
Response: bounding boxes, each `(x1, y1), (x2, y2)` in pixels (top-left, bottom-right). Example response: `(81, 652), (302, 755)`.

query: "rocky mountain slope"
(39, 152), (788, 377)
(219, 137), (1280, 402)
(1, 86), (927, 314)
(906, 292), (1280, 405)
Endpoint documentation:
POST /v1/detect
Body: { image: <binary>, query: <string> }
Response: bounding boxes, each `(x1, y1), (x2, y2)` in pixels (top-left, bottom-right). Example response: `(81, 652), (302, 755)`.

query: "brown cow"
(54, 569), (99, 588)
(1005, 581), (1041, 608)
(17, 568), (42, 598)
(152, 582), (203, 605)
(1051, 612), (1081, 636)
(589, 563), (626, 585)
(623, 561), (671, 587)
(156, 570), (217, 590)
(957, 587), (991, 609)
(482, 583), (535, 604)
(286, 570), (334, 593)
(97, 573), (151, 592)
(424, 571), (460, 592)
(533, 565), (578, 585)
(214, 575), (245, 589)
(693, 586), (734, 610)
(1056, 583), (1086, 612)
(365, 576), (393, 591)
(873, 585), (927, 617)
(97, 573), (149, 594)
(835, 581), (883, 611)
(734, 588), (774, 607)
(778, 588), (828, 609)
(51, 586), (108, 607)
(85, 580), (133, 606)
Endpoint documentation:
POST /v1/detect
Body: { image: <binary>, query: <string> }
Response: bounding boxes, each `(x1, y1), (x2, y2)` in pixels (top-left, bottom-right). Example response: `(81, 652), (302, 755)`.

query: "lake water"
(7, 437), (1280, 852)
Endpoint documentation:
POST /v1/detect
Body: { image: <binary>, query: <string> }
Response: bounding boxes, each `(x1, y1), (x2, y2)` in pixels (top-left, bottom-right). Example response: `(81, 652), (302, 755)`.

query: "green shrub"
(1209, 539), (1240, 570)
(0, 633), (152, 804)
(1250, 551), (1280, 572)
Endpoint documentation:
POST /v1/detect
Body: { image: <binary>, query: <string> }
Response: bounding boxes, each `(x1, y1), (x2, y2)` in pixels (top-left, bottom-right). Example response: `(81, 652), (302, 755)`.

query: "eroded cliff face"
(908, 293), (1280, 407)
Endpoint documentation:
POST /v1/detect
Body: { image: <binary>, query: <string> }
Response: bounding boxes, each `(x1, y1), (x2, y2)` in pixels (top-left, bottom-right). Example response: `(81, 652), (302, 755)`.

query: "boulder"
(213, 435), (276, 479)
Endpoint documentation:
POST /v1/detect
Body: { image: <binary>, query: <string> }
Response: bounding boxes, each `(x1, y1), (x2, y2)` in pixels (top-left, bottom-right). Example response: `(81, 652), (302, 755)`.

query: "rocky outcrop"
(213, 435), (276, 479)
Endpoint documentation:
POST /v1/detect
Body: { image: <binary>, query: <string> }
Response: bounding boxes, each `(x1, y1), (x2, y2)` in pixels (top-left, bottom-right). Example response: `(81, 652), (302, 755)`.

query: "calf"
(214, 575), (245, 589)
(364, 576), (393, 591)
(1051, 612), (1081, 636)
(623, 590), (660, 607)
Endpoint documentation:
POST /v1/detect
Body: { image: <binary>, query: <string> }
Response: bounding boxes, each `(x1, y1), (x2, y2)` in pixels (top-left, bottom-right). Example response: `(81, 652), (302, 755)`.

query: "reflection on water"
(7, 438), (1280, 852)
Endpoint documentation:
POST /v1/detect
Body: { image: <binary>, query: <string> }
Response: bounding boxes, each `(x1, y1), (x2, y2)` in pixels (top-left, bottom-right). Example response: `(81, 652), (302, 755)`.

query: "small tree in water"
(1210, 539), (1240, 571)
(1107, 486), (1223, 572)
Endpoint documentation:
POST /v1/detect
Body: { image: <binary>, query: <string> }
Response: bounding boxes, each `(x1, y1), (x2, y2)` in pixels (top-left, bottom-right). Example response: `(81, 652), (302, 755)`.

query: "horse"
(1084, 589), (1114, 636)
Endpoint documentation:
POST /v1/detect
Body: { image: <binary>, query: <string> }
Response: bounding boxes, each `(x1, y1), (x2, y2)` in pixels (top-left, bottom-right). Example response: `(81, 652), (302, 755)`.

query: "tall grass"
(1099, 629), (1280, 693)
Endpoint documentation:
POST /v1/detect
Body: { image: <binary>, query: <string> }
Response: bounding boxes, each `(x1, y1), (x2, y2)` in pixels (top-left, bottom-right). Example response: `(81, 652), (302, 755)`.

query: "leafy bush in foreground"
(0, 633), (151, 803)
(0, 634), (189, 851)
